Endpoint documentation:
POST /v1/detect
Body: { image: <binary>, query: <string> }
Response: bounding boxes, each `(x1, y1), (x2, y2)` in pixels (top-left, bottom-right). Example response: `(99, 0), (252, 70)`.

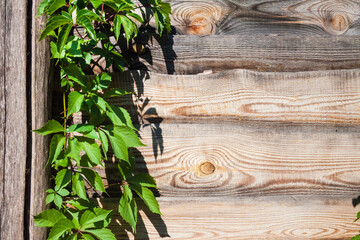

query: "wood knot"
(187, 17), (214, 35)
(200, 162), (216, 175)
(329, 14), (348, 33)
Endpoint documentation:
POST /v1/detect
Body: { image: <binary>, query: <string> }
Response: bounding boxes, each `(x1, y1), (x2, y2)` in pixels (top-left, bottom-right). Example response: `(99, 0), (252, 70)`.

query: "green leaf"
(82, 234), (96, 240)
(63, 64), (87, 88)
(46, 193), (55, 204)
(66, 199), (96, 211)
(103, 128), (128, 162)
(83, 129), (100, 140)
(68, 124), (95, 133)
(48, 134), (66, 166)
(57, 24), (72, 54)
(53, 193), (63, 208)
(48, 219), (75, 240)
(66, 233), (78, 240)
(113, 125), (144, 148)
(40, 15), (72, 41)
(352, 236), (360, 240)
(93, 72), (112, 91)
(83, 228), (116, 240)
(77, 15), (97, 40)
(80, 168), (106, 193)
(73, 172), (87, 199)
(32, 120), (64, 135)
(119, 15), (136, 44)
(114, 15), (121, 40)
(58, 188), (70, 196)
(66, 138), (82, 164)
(98, 129), (109, 157)
(106, 106), (136, 130)
(127, 12), (143, 23)
(119, 185), (137, 231)
(37, 0), (51, 16)
(77, 137), (103, 166)
(128, 173), (157, 188)
(47, 0), (66, 15)
(80, 210), (96, 229)
(90, 0), (103, 9)
(91, 95), (107, 112)
(93, 208), (113, 228)
(77, 9), (104, 22)
(132, 185), (161, 215)
(68, 91), (85, 116)
(80, 208), (112, 230)
(103, 88), (131, 98)
(55, 169), (72, 189)
(34, 209), (65, 227)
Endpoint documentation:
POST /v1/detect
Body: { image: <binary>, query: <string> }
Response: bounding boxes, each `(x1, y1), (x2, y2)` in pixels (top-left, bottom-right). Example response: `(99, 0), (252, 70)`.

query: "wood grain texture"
(0, 0), (5, 237)
(121, 35), (360, 74)
(100, 196), (360, 239)
(92, 123), (360, 197)
(0, 0), (28, 239)
(162, 0), (360, 36)
(107, 69), (360, 125)
(28, 1), (51, 239)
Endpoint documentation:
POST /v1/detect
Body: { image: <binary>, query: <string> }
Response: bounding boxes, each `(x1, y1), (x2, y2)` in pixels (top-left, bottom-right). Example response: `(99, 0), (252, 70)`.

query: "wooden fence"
(2, 0), (360, 239)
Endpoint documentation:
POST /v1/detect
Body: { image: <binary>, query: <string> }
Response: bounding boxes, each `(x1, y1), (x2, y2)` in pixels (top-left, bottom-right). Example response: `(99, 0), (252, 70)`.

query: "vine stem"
(63, 90), (68, 148)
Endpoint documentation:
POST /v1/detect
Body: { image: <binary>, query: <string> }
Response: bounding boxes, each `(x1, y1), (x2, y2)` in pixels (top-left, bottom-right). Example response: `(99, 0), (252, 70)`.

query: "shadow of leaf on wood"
(100, 198), (170, 240)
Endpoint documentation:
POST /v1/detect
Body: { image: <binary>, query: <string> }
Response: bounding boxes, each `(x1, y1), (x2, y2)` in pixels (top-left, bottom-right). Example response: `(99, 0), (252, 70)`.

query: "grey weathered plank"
(121, 35), (360, 74)
(0, 0), (28, 239)
(101, 196), (360, 239)
(92, 123), (360, 197)
(161, 0), (360, 36)
(0, 0), (5, 236)
(106, 69), (360, 125)
(28, 1), (51, 239)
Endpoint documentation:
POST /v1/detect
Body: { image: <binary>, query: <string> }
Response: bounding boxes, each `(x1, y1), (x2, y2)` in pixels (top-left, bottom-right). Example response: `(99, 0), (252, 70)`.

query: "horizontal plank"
(100, 196), (360, 239)
(107, 69), (360, 125)
(163, 0), (360, 36)
(120, 35), (360, 74)
(93, 123), (360, 197)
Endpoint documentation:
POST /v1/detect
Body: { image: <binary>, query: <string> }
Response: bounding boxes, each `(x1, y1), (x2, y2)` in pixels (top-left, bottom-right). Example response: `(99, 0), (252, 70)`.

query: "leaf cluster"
(34, 0), (171, 239)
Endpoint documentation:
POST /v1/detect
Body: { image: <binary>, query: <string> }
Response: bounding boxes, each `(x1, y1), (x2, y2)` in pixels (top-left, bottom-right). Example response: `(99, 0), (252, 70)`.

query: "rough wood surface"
(91, 123), (360, 197)
(122, 35), (360, 74)
(28, 1), (51, 239)
(162, 0), (360, 36)
(106, 69), (360, 125)
(0, 0), (5, 237)
(0, 0), (28, 239)
(100, 196), (360, 239)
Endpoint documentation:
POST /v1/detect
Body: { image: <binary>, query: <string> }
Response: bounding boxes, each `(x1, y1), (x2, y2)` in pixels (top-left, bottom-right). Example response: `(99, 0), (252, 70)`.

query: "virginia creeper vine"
(33, 1), (171, 239)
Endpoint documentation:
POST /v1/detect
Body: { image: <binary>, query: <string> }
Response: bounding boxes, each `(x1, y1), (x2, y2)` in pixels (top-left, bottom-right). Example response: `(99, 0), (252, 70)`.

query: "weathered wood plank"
(93, 123), (360, 197)
(0, 0), (28, 239)
(121, 35), (360, 74)
(161, 0), (360, 36)
(101, 196), (360, 239)
(0, 0), (6, 236)
(28, 1), (51, 239)
(106, 69), (360, 125)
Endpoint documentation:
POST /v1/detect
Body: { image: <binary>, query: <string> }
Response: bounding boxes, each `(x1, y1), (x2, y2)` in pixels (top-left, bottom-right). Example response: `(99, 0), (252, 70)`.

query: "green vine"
(33, 0), (171, 239)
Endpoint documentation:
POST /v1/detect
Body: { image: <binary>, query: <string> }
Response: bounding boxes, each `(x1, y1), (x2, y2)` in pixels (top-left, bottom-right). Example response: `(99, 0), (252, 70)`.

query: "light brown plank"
(120, 35), (360, 74)
(0, 0), (28, 239)
(28, 1), (51, 239)
(100, 196), (360, 239)
(161, 0), (360, 36)
(93, 123), (360, 197)
(107, 69), (360, 125)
